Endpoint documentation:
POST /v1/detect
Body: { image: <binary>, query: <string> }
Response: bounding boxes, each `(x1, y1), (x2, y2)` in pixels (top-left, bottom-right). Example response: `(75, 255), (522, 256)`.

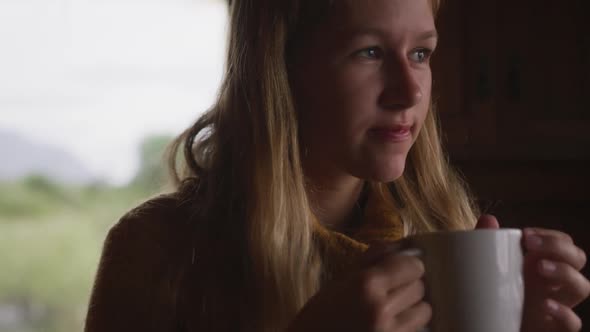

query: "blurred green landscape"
(0, 135), (173, 332)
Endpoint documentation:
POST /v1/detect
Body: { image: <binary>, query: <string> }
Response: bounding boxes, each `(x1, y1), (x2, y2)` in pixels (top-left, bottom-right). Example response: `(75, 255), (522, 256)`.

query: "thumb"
(360, 240), (410, 268)
(475, 214), (500, 229)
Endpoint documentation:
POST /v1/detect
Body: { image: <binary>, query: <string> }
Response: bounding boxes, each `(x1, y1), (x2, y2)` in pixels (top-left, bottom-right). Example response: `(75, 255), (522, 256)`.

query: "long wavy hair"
(166, 0), (477, 330)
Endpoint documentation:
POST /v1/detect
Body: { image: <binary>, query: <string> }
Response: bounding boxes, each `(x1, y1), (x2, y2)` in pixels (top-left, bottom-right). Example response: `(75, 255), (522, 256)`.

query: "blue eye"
(409, 48), (433, 63)
(356, 47), (382, 59)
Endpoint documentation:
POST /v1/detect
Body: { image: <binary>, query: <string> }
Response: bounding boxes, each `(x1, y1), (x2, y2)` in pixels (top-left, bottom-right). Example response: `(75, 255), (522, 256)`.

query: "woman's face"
(292, 0), (437, 182)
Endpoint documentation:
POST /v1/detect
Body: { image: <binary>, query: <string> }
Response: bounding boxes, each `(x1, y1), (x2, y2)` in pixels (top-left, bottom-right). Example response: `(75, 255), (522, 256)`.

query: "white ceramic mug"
(402, 229), (524, 332)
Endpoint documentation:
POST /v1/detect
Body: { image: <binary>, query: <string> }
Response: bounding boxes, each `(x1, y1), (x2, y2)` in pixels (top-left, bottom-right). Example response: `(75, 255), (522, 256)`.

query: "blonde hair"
(167, 0), (476, 330)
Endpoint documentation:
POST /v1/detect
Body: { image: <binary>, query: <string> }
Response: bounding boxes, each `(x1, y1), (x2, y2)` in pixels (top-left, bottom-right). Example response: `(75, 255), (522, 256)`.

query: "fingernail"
(540, 260), (557, 275)
(546, 299), (560, 314)
(398, 248), (423, 257)
(526, 235), (543, 250)
(524, 228), (536, 236)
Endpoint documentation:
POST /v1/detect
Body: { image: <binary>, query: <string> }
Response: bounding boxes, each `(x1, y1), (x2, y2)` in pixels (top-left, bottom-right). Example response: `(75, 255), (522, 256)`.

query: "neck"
(305, 168), (365, 232)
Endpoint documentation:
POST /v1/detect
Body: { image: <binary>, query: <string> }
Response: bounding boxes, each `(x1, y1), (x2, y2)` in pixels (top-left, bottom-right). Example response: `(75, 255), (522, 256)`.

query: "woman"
(84, 0), (589, 331)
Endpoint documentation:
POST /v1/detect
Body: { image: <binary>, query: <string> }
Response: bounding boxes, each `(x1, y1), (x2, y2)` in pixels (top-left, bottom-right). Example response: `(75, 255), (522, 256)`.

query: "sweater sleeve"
(84, 200), (187, 332)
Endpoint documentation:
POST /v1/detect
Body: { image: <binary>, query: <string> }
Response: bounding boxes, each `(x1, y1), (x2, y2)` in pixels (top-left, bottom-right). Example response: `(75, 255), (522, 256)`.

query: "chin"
(355, 158), (407, 183)
(373, 164), (406, 182)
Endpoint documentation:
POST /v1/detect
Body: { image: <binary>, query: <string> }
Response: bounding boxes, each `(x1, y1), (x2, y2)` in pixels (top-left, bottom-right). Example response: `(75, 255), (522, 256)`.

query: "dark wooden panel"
(454, 159), (590, 328)
(434, 0), (590, 161)
(434, 0), (590, 324)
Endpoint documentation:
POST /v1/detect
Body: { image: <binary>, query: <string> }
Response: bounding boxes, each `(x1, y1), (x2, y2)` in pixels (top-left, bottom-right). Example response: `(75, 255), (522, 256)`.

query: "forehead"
(327, 0), (435, 33)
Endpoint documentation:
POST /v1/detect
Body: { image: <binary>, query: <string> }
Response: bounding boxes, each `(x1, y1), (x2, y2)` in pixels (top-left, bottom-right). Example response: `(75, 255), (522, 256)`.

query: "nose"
(378, 58), (423, 110)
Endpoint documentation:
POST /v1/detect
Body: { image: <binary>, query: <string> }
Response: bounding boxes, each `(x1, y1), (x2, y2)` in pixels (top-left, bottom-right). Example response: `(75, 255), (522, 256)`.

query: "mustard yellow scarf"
(313, 183), (405, 279)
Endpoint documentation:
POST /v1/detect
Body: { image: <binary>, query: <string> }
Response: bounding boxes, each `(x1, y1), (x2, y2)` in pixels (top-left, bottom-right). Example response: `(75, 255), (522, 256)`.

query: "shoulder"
(102, 191), (196, 282)
(109, 191), (193, 248)
(85, 192), (195, 331)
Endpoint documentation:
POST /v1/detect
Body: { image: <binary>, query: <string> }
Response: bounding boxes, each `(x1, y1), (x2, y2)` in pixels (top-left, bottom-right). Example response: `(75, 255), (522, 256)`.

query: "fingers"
(363, 254), (425, 296)
(538, 260), (590, 307)
(360, 241), (411, 268)
(545, 299), (583, 332)
(358, 255), (427, 331)
(523, 228), (587, 271)
(475, 214), (500, 229)
(385, 280), (425, 315)
(525, 228), (574, 244)
(395, 301), (432, 332)
(370, 281), (428, 332)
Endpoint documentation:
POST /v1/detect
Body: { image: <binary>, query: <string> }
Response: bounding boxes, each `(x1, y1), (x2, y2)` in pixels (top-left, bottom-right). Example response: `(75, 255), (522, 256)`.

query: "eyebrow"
(339, 27), (439, 41)
(416, 30), (438, 41)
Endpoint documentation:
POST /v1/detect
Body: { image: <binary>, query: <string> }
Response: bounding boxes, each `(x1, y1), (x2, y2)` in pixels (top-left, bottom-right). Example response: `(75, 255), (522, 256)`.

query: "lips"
(369, 125), (412, 142)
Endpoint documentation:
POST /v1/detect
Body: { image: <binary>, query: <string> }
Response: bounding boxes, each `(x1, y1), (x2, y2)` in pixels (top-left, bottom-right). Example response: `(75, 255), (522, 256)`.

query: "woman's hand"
(476, 215), (590, 332)
(520, 227), (589, 332)
(288, 245), (432, 332)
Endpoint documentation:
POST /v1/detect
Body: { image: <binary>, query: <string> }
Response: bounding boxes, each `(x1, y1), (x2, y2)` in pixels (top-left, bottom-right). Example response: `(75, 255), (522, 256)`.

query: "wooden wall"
(432, 0), (590, 326)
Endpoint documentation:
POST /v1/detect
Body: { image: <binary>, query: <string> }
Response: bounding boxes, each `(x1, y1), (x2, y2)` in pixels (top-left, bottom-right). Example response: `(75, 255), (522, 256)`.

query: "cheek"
(297, 67), (379, 145)
(413, 72), (433, 133)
